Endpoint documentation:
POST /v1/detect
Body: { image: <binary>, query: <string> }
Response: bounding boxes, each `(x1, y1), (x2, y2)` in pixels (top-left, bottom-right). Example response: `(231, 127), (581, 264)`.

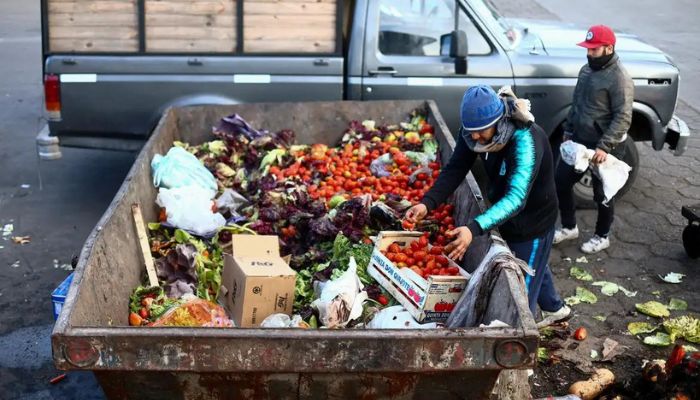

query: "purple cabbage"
(214, 114), (267, 141)
(155, 244), (198, 298)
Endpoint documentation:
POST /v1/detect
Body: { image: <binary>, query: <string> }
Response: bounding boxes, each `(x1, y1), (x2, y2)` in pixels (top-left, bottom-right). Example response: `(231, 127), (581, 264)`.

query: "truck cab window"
(378, 0), (491, 57)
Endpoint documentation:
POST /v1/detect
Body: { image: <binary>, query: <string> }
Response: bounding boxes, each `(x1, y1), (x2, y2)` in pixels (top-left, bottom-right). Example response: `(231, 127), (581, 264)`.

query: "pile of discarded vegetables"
(129, 112), (460, 328)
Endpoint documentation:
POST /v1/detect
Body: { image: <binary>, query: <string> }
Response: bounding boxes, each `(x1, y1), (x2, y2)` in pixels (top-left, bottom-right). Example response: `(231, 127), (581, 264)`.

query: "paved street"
(493, 0), (700, 396)
(0, 0), (697, 398)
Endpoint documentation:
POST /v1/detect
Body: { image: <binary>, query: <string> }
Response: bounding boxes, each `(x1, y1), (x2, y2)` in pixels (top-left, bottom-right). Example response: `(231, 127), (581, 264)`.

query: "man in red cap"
(553, 25), (634, 254)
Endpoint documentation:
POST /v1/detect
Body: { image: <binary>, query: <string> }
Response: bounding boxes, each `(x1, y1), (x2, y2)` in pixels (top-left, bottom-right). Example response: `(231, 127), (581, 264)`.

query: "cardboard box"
(52, 272), (74, 320)
(368, 231), (469, 323)
(222, 235), (296, 327)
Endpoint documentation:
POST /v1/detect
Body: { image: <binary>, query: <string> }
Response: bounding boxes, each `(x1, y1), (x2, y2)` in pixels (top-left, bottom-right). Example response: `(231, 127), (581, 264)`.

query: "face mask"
(587, 52), (614, 70)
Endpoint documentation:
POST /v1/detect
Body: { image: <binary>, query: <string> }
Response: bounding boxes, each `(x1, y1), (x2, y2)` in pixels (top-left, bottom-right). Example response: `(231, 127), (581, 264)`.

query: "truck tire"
(683, 224), (700, 259)
(573, 139), (639, 209)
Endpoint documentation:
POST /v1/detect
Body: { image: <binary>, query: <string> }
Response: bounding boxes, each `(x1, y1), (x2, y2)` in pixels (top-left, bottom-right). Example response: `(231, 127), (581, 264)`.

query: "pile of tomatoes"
(268, 127), (440, 204)
(380, 233), (462, 278)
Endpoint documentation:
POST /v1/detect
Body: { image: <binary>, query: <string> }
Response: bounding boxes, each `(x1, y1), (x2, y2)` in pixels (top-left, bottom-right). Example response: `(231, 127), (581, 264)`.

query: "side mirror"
(440, 31), (468, 74)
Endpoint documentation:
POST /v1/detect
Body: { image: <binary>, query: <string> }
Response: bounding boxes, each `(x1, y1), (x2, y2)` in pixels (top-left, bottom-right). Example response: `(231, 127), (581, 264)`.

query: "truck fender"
(149, 94), (239, 134)
(631, 102), (664, 150)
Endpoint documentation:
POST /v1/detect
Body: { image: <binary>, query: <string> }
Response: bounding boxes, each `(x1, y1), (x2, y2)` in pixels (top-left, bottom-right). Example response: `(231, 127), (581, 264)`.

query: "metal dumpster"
(52, 100), (538, 399)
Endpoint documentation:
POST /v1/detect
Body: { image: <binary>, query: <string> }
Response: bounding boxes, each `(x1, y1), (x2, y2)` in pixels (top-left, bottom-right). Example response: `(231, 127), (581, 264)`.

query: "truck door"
(361, 0), (514, 133)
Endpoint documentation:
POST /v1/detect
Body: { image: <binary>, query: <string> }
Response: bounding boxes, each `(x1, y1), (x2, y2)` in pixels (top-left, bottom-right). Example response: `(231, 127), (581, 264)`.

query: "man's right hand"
(404, 203), (428, 223)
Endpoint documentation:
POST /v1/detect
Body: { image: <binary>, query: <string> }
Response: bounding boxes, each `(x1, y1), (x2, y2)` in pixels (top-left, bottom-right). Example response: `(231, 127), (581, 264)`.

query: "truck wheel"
(573, 139), (639, 209)
(683, 224), (700, 259)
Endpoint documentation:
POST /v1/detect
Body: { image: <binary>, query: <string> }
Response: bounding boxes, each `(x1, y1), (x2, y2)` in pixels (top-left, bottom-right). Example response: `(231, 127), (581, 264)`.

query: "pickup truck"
(38, 0), (690, 203)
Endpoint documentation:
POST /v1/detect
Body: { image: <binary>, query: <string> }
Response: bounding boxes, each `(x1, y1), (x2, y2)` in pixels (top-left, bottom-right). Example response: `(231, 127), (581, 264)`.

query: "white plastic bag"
(311, 257), (368, 329)
(560, 141), (631, 203)
(152, 147), (218, 198)
(592, 157), (632, 205)
(560, 141), (593, 173)
(260, 314), (309, 328)
(156, 185), (226, 236)
(367, 305), (438, 329)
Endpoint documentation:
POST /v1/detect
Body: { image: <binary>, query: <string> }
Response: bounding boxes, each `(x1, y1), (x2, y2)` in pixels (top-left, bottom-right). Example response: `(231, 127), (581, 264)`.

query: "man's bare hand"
(592, 148), (608, 164)
(404, 203), (428, 223)
(444, 227), (473, 261)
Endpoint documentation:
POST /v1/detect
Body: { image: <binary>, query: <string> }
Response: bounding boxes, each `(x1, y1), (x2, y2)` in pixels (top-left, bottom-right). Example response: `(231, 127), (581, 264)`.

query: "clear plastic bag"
(150, 298), (233, 327)
(156, 186), (226, 236)
(152, 146), (218, 198)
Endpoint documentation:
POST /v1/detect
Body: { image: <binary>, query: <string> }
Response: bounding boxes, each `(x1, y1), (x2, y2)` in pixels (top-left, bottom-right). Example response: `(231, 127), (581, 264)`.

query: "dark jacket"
(564, 53), (634, 152)
(421, 122), (558, 243)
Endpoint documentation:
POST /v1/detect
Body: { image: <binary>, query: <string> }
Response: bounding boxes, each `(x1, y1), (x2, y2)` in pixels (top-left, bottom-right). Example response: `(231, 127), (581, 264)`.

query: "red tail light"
(44, 74), (61, 120)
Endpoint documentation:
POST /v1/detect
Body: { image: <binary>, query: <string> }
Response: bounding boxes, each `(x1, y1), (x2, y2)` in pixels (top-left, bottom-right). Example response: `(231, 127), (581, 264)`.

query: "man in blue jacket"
(405, 85), (569, 325)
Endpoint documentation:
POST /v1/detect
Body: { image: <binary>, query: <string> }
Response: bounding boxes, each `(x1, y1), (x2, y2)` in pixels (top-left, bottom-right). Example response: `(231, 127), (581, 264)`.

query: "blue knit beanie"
(460, 85), (505, 131)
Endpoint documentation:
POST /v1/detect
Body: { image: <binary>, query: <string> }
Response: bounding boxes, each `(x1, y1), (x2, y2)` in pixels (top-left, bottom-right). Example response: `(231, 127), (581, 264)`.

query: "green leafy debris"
(565, 287), (598, 306)
(643, 332), (673, 347)
(570, 266), (593, 281)
(668, 298), (688, 311)
(628, 322), (658, 336)
(658, 272), (685, 284)
(592, 281), (637, 297)
(635, 301), (670, 318)
(663, 315), (700, 343)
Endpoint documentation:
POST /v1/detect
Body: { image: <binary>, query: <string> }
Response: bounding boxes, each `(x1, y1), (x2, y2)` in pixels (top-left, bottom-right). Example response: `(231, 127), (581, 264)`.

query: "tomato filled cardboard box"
(222, 235), (296, 327)
(368, 231), (469, 323)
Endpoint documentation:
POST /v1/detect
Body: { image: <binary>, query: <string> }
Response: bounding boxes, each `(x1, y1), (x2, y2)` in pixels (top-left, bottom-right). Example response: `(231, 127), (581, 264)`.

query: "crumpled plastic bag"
(260, 314), (310, 328)
(311, 256), (368, 328)
(216, 188), (250, 214)
(560, 141), (631, 204)
(446, 240), (532, 328)
(152, 146), (218, 198)
(150, 298), (233, 327)
(367, 305), (438, 329)
(156, 185), (226, 236)
(369, 151), (435, 178)
(498, 85), (535, 125)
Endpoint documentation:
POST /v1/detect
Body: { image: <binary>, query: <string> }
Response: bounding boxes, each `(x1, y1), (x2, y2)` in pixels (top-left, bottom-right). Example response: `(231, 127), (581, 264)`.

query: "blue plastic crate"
(52, 272), (74, 320)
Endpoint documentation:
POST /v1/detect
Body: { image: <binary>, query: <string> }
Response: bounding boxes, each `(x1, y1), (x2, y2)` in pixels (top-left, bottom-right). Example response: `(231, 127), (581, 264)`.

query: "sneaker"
(553, 226), (579, 244)
(580, 235), (610, 254)
(536, 305), (572, 328)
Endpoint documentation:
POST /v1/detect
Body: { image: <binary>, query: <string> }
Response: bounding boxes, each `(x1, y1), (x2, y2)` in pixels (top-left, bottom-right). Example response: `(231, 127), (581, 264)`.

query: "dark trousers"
(556, 161), (614, 237)
(555, 140), (626, 237)
(508, 228), (563, 315)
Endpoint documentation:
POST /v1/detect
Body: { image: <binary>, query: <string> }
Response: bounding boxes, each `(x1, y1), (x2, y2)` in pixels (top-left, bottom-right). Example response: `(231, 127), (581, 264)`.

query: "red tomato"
(429, 246), (444, 255)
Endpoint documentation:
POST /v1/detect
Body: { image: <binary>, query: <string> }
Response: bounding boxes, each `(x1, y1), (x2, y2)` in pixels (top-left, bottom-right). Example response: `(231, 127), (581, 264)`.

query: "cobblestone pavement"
(491, 0), (699, 396)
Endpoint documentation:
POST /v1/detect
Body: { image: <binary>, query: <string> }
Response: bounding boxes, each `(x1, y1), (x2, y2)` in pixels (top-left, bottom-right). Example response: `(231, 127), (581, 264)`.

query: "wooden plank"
(50, 38), (138, 52)
(245, 0), (335, 3)
(145, 13), (234, 27)
(244, 39), (334, 53)
(244, 2), (335, 15)
(147, 39), (235, 52)
(48, 0), (137, 14)
(244, 26), (333, 41)
(131, 204), (159, 288)
(50, 26), (138, 40)
(145, 1), (235, 15)
(244, 14), (334, 25)
(50, 13), (137, 27)
(147, 26), (235, 40)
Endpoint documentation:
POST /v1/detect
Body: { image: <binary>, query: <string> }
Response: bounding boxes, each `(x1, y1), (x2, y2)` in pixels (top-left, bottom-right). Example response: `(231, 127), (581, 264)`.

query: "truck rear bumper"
(665, 114), (691, 156)
(36, 124), (62, 160)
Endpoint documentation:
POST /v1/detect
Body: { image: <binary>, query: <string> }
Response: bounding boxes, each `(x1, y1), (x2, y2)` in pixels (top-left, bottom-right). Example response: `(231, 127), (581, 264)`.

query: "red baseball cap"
(577, 25), (616, 48)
